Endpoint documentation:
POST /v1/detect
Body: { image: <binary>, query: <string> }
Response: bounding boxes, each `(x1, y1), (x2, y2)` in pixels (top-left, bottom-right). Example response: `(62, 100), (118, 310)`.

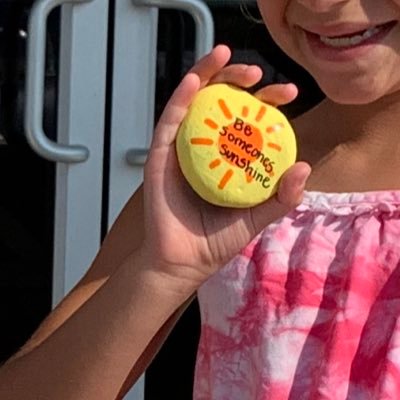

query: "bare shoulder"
(290, 99), (332, 165)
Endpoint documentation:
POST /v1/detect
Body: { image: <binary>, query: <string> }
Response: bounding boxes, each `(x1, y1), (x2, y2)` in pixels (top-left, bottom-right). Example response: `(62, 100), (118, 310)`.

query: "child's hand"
(141, 45), (311, 292)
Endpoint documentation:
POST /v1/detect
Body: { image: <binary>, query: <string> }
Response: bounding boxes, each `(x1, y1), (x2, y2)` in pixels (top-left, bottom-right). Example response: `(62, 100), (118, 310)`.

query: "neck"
(318, 89), (400, 144)
(294, 89), (400, 192)
(295, 89), (400, 162)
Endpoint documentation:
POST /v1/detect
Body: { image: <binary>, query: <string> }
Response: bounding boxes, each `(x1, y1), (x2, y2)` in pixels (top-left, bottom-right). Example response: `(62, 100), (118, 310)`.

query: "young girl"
(1, 1), (399, 399)
(0, 47), (307, 400)
(194, 0), (400, 398)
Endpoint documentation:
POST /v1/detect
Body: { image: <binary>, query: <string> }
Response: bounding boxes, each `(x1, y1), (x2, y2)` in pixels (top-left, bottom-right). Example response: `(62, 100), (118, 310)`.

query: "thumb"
(250, 162), (311, 234)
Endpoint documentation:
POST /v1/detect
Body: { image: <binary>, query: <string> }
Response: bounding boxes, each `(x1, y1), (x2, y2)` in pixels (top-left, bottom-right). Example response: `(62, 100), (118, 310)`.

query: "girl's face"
(257, 0), (400, 104)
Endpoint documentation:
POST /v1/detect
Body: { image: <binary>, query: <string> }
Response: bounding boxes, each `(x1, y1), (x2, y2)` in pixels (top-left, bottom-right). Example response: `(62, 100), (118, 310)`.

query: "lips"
(300, 20), (398, 62)
(304, 21), (397, 49)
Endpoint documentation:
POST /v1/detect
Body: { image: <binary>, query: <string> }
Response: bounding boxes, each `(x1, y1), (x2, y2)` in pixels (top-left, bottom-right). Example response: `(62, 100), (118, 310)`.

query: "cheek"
(257, 1), (293, 49)
(257, 0), (286, 30)
(389, 0), (400, 13)
(257, 0), (305, 55)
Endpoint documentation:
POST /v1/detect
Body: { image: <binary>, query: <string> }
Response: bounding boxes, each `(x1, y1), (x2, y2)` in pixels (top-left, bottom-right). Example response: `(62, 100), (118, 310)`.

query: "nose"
(296, 0), (348, 12)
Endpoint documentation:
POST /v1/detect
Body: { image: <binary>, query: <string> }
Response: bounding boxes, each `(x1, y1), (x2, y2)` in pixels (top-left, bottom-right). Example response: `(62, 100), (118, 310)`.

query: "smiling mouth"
(308, 21), (397, 48)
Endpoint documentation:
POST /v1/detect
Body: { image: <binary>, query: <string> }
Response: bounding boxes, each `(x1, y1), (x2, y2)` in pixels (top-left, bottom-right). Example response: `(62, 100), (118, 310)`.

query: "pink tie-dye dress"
(194, 191), (400, 400)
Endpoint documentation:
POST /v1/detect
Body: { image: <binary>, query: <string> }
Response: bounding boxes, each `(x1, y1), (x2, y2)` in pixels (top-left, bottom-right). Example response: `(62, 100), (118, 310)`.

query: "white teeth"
(319, 26), (380, 47)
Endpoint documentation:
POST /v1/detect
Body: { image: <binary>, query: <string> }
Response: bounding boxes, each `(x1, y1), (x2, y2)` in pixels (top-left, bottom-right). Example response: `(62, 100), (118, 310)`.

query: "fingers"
(191, 44), (298, 106)
(209, 64), (263, 88)
(151, 44), (299, 150)
(191, 44), (297, 106)
(151, 45), (232, 148)
(250, 162), (311, 233)
(276, 162), (311, 207)
(254, 83), (299, 107)
(188, 45), (262, 89)
(152, 73), (201, 148)
(188, 44), (232, 87)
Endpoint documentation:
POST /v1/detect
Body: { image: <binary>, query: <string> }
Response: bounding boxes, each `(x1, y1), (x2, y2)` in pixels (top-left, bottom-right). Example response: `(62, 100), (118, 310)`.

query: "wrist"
(125, 247), (201, 307)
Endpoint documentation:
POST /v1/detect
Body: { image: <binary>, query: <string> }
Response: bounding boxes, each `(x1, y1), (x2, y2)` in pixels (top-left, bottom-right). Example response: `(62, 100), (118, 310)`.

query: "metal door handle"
(127, 0), (214, 166)
(126, 149), (149, 166)
(132, 0), (214, 61)
(25, 0), (91, 163)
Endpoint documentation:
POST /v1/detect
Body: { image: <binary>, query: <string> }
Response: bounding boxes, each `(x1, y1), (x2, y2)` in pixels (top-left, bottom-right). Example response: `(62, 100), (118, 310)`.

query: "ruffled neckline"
(298, 190), (400, 216)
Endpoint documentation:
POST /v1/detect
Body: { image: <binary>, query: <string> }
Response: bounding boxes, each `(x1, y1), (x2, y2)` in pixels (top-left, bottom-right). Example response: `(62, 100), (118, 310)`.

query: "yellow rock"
(176, 83), (297, 208)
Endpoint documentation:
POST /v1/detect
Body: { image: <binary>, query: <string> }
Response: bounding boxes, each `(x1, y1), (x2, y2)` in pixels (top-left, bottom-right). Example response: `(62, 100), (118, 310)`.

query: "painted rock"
(176, 83), (297, 208)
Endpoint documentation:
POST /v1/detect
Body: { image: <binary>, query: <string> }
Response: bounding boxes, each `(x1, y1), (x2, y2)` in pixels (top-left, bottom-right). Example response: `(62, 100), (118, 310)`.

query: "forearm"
(0, 250), (196, 400)
(116, 293), (195, 399)
(15, 186), (147, 358)
(5, 185), (190, 397)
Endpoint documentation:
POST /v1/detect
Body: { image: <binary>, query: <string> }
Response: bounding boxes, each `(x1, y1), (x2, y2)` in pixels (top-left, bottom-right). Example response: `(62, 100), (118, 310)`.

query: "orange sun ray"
(245, 172), (254, 183)
(218, 169), (234, 189)
(255, 105), (267, 122)
(266, 123), (285, 133)
(267, 142), (282, 151)
(242, 106), (249, 118)
(204, 118), (219, 130)
(209, 159), (222, 169)
(190, 138), (214, 145)
(218, 99), (233, 120)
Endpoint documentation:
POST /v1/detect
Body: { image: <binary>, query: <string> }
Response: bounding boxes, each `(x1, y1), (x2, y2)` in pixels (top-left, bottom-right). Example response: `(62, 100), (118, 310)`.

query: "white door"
(24, 0), (109, 305)
(108, 1), (214, 398)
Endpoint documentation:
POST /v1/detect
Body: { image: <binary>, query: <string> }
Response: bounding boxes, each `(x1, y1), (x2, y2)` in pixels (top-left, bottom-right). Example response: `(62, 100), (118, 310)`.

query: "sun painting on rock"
(176, 84), (297, 208)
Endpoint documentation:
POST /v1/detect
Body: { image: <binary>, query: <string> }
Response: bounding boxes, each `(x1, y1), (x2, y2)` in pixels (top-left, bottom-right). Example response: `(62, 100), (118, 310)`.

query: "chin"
(317, 80), (388, 105)
(323, 90), (380, 105)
